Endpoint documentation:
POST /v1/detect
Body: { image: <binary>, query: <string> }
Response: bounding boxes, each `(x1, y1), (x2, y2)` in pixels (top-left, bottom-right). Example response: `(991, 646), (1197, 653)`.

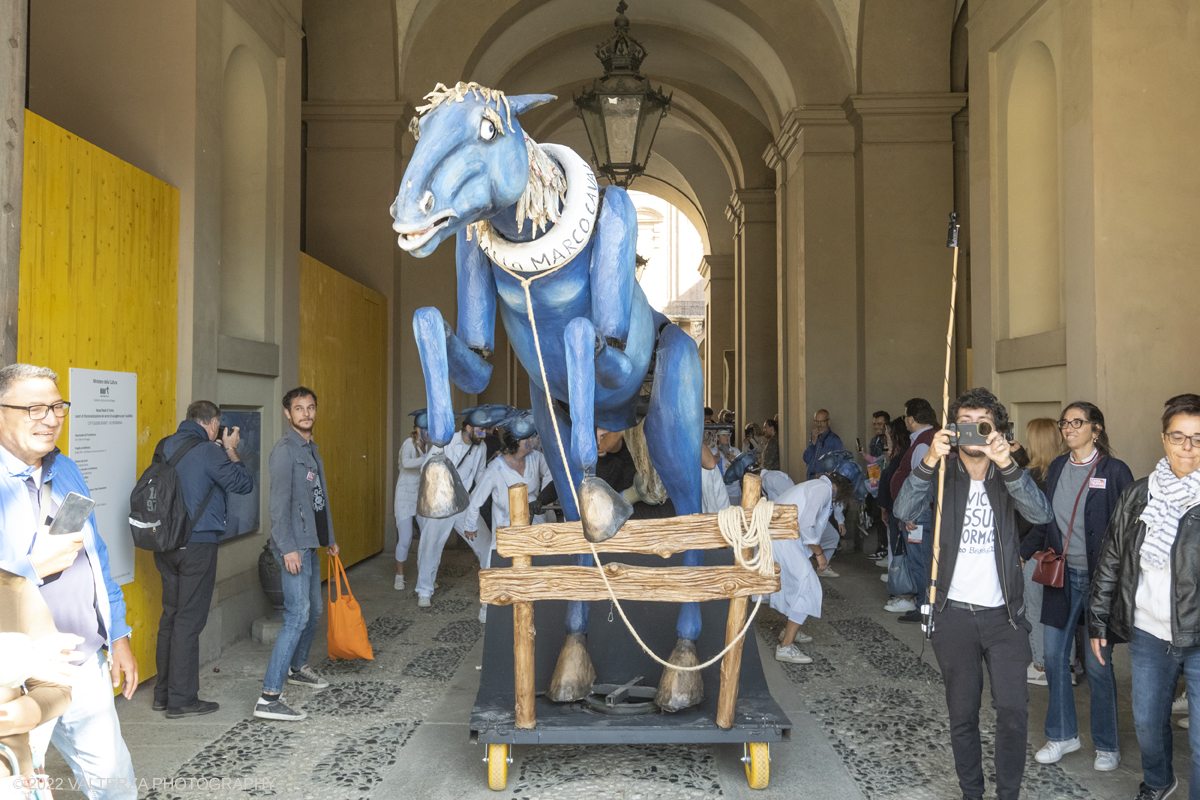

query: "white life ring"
(480, 144), (601, 274)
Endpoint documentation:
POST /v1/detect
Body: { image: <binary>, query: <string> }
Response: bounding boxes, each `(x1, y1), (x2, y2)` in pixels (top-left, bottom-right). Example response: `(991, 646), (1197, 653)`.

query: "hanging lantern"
(574, 1), (671, 188)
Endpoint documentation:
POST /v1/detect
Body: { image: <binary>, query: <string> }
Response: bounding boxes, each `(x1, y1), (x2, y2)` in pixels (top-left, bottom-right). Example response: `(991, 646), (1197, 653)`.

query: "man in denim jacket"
(254, 387), (338, 721)
(0, 364), (137, 798)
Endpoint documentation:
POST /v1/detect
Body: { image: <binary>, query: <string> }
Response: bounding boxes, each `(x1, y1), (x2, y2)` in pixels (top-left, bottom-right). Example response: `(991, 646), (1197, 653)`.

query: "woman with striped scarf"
(1089, 394), (1200, 800)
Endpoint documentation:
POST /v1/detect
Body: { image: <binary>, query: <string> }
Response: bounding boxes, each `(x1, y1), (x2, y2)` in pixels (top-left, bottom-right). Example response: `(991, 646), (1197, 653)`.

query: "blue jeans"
(1129, 626), (1200, 796)
(907, 512), (933, 599)
(263, 547), (323, 694)
(1043, 568), (1118, 751)
(28, 651), (137, 799)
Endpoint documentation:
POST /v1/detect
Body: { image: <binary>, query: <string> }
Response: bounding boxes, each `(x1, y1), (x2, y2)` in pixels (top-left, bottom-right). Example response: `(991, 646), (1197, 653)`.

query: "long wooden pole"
(508, 483), (537, 729)
(0, 0), (27, 366)
(923, 213), (960, 639)
(716, 472), (761, 729)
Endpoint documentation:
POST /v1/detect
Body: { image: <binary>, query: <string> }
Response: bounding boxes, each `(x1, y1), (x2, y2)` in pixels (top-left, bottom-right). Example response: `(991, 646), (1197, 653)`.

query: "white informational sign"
(68, 369), (138, 585)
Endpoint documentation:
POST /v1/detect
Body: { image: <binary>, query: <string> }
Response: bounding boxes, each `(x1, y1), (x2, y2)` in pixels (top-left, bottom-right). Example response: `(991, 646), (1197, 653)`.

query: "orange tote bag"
(326, 552), (374, 660)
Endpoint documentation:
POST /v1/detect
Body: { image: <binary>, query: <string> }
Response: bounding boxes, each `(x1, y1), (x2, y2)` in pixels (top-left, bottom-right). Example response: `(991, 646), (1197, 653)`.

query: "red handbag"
(1031, 459), (1099, 588)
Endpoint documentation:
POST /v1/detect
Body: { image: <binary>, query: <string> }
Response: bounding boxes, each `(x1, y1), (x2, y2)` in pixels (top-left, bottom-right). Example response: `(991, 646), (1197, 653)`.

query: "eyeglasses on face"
(0, 402), (71, 420)
(1165, 431), (1200, 448)
(1058, 418), (1088, 430)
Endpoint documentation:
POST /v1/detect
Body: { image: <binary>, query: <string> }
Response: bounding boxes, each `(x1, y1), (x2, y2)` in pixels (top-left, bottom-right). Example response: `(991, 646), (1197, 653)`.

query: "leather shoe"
(166, 700), (219, 719)
(152, 699), (167, 712)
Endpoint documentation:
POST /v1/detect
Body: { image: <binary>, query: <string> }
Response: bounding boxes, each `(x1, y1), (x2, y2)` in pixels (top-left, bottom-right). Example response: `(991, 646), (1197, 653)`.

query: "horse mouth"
(395, 213), (457, 251)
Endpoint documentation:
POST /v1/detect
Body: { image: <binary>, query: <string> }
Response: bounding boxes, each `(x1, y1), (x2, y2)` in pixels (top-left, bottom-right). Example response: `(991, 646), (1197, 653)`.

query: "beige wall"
(970, 0), (1200, 478)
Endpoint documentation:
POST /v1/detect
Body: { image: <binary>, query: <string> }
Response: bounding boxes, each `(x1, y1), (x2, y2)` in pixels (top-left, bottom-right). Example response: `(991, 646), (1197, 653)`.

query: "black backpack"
(128, 436), (216, 552)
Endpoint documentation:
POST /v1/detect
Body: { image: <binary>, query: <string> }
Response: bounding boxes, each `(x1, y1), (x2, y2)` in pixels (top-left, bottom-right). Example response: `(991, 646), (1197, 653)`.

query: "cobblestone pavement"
(42, 541), (1185, 799)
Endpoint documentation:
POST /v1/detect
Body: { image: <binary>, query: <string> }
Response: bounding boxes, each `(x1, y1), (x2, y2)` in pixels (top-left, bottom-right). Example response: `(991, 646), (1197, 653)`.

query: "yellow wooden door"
(298, 253), (387, 571)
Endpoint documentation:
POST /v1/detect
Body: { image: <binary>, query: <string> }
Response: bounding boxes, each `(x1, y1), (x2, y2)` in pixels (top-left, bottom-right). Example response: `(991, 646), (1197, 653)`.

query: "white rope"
(502, 258), (775, 672)
(717, 500), (775, 576)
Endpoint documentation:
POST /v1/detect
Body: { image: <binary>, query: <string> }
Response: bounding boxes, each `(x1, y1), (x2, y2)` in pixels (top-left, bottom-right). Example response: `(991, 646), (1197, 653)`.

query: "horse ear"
(507, 94), (556, 117)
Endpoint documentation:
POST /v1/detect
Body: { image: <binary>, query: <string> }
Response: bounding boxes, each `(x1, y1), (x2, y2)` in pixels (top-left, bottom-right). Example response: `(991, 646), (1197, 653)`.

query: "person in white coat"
(393, 409), (431, 590)
(462, 410), (553, 622)
(415, 406), (506, 607)
(754, 468), (854, 663)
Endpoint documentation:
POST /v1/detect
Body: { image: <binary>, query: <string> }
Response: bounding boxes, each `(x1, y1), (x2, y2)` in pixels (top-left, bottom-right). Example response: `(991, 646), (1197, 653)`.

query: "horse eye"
(480, 118), (497, 141)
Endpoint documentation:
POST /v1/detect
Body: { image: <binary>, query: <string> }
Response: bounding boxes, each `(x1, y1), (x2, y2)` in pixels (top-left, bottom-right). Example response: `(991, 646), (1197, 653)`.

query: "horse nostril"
(420, 191), (435, 214)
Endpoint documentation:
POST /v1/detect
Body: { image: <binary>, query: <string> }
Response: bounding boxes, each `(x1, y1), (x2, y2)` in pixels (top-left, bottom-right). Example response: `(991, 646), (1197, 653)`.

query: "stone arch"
(220, 44), (269, 341)
(1005, 40), (1060, 339)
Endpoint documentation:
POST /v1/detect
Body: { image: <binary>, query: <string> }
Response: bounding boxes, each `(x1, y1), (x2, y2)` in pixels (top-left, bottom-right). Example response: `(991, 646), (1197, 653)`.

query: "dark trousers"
(154, 542), (218, 708)
(931, 604), (1032, 800)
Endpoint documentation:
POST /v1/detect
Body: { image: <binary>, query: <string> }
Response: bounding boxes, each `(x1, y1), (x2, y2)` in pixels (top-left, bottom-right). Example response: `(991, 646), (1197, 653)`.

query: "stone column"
(699, 255), (734, 412)
(0, 0), (24, 366)
(727, 189), (777, 434)
(845, 93), (966, 421)
(767, 107), (859, 477)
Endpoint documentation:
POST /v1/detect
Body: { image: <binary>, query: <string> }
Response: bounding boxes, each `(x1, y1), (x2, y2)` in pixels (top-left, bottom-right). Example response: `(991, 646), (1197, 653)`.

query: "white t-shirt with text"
(946, 479), (1005, 608)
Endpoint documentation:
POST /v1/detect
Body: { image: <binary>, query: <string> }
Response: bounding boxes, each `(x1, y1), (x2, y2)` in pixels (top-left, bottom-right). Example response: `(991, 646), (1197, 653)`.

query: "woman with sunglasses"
(1090, 394), (1200, 800)
(1021, 402), (1133, 771)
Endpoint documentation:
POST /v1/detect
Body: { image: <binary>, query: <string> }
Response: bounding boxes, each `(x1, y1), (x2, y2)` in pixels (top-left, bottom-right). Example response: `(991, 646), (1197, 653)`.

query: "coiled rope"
(500, 254), (777, 672)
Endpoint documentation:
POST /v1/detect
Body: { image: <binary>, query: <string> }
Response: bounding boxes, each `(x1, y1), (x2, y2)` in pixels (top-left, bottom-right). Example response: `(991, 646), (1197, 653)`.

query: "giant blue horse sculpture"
(391, 82), (704, 711)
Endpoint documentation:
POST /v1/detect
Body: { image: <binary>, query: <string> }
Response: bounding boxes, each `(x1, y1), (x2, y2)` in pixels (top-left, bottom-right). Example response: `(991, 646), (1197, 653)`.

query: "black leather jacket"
(895, 455), (1053, 626)
(1089, 478), (1200, 647)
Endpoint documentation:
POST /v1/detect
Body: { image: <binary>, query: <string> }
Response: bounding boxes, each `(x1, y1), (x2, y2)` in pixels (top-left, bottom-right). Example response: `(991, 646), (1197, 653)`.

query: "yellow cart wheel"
(743, 742), (769, 789)
(486, 743), (510, 791)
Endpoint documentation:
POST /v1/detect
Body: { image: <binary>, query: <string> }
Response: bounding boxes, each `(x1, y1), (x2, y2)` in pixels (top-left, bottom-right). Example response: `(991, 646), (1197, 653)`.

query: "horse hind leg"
(530, 382), (597, 702)
(641, 321), (705, 712)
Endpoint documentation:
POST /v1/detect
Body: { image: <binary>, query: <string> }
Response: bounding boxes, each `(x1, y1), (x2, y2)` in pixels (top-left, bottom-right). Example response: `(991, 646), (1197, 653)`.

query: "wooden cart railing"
(478, 474), (798, 731)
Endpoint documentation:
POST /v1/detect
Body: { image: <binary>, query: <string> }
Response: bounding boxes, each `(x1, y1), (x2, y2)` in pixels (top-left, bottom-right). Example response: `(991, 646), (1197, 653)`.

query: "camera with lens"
(944, 420), (1014, 446)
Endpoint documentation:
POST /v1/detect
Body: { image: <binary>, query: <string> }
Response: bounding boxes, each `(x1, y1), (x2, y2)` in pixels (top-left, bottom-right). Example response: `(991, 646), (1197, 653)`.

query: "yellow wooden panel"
(298, 253), (387, 572)
(18, 110), (179, 683)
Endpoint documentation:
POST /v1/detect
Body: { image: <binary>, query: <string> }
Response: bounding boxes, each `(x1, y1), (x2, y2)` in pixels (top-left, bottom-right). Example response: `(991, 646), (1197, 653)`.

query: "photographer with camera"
(894, 387), (1052, 800)
(152, 400), (252, 718)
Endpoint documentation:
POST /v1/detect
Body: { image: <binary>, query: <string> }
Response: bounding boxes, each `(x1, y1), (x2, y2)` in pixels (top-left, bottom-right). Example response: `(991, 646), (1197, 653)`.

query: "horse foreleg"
(564, 317), (634, 542)
(413, 306), (491, 517)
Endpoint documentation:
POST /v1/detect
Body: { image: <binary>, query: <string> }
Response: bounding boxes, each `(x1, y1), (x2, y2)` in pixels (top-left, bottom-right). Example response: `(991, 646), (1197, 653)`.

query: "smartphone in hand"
(48, 492), (96, 535)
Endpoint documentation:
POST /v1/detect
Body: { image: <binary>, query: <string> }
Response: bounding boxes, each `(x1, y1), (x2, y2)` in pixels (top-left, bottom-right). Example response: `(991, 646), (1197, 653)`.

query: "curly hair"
(949, 387), (1010, 435)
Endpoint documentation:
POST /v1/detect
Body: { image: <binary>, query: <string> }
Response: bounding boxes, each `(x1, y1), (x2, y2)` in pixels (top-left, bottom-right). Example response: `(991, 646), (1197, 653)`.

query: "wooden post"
(508, 483), (537, 730)
(0, 0), (27, 366)
(716, 473), (761, 729)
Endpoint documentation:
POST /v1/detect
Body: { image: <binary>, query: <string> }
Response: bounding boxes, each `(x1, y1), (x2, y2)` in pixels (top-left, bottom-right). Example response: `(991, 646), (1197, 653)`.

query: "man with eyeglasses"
(0, 363), (138, 798)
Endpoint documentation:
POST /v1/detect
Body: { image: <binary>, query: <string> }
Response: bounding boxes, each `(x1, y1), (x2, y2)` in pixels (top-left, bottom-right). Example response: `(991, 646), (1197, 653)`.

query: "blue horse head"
(391, 82), (555, 257)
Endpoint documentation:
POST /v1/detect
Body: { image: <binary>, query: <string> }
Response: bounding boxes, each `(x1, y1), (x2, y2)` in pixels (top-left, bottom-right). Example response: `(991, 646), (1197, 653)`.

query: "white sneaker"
(478, 604), (487, 623)
(1173, 692), (1188, 715)
(1179, 716), (1190, 729)
(394, 575), (405, 591)
(775, 644), (813, 664)
(816, 567), (839, 578)
(885, 598), (916, 613)
(1093, 750), (1121, 771)
(1027, 664), (1048, 686)
(873, 557), (889, 567)
(880, 573), (889, 582)
(1034, 737), (1081, 764)
(417, 595), (431, 608)
(779, 629), (813, 644)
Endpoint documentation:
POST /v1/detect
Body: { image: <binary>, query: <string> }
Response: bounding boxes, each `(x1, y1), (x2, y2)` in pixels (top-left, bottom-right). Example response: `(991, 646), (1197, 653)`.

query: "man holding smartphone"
(153, 400), (253, 718)
(0, 363), (138, 798)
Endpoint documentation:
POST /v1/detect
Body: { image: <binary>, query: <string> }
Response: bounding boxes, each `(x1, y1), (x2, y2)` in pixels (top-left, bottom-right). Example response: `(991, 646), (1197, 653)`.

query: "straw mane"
(410, 81), (567, 246)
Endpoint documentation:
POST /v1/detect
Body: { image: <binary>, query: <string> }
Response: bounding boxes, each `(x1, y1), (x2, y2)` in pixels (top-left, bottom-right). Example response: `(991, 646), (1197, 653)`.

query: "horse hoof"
(416, 452), (469, 518)
(654, 638), (704, 712)
(579, 476), (633, 543)
(547, 633), (596, 702)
